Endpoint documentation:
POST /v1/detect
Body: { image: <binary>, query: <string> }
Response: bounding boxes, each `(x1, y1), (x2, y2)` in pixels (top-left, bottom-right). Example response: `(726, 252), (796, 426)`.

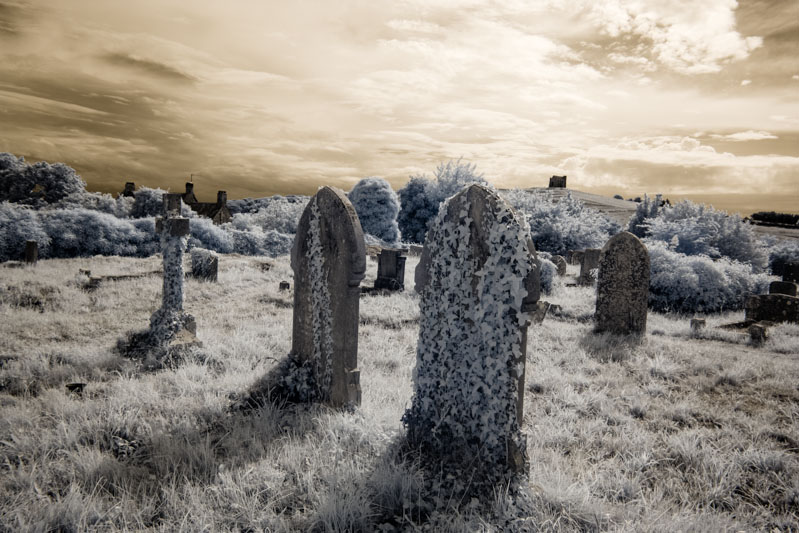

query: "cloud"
(102, 53), (197, 83)
(711, 130), (777, 142)
(741, 79), (752, 86)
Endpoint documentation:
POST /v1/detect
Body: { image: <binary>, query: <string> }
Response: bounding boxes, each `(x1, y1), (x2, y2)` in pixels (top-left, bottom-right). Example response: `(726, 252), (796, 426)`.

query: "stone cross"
(595, 231), (650, 335)
(149, 194), (195, 343)
(290, 186), (366, 407)
(374, 248), (407, 290)
(24, 240), (38, 265)
(405, 184), (539, 476)
(579, 248), (601, 285)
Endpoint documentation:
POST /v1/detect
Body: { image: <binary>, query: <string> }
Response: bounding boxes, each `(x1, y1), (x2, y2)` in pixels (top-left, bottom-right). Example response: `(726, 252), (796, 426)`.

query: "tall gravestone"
(595, 231), (650, 335)
(149, 194), (196, 346)
(404, 184), (539, 476)
(290, 186), (366, 407)
(24, 240), (38, 265)
(579, 248), (601, 285)
(784, 262), (799, 284)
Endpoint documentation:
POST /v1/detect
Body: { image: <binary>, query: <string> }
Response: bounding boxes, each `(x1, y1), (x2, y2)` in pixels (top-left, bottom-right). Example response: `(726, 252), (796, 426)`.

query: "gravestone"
(784, 261), (799, 284)
(571, 250), (585, 266)
(690, 318), (706, 331)
(24, 241), (38, 264)
(745, 294), (799, 324)
(190, 248), (219, 282)
(595, 232), (649, 335)
(770, 281), (798, 297)
(405, 184), (539, 476)
(290, 186), (366, 407)
(552, 255), (567, 276)
(148, 194), (197, 350)
(748, 323), (768, 346)
(579, 248), (601, 285)
(374, 248), (406, 291)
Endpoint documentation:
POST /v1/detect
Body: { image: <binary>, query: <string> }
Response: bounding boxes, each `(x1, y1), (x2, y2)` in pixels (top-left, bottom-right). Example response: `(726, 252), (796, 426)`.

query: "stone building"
(549, 175), (567, 188)
(182, 183), (232, 225)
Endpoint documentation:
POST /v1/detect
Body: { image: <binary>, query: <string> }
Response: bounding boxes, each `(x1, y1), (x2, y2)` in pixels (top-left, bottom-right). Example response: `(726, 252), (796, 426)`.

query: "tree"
(0, 153), (86, 206)
(348, 177), (401, 243)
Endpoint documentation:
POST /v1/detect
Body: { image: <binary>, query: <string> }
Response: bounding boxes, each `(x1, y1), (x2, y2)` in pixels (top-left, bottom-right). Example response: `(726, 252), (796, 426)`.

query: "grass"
(0, 253), (797, 531)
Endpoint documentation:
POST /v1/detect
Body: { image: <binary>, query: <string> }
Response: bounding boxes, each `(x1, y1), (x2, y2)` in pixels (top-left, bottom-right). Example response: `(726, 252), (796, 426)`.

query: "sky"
(0, 0), (797, 215)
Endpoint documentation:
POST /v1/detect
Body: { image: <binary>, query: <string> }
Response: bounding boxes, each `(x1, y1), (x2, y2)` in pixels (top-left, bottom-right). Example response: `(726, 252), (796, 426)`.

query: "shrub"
(613, 194), (624, 200)
(55, 191), (133, 218)
(645, 201), (767, 272)
(0, 153), (87, 206)
(750, 212), (799, 226)
(627, 194), (662, 238)
(501, 190), (620, 255)
(0, 202), (50, 261)
(397, 159), (488, 243)
(765, 238), (799, 277)
(538, 257), (555, 295)
(348, 177), (401, 243)
(646, 240), (770, 314)
(231, 196), (306, 235)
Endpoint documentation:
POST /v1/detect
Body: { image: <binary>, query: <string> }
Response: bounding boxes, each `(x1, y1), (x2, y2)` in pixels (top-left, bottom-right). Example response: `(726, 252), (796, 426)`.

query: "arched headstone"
(595, 232), (649, 335)
(552, 255), (567, 276)
(290, 187), (366, 407)
(405, 184), (539, 475)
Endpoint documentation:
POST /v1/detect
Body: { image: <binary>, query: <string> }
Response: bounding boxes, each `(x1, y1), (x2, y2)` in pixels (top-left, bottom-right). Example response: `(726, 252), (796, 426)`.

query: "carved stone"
(595, 232), (649, 335)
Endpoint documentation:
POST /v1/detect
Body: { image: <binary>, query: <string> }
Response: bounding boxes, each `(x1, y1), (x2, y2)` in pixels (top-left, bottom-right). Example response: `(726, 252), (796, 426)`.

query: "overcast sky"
(0, 0), (797, 214)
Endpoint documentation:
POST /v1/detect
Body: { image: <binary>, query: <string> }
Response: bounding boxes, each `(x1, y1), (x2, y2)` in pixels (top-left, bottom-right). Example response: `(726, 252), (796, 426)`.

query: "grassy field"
(1, 253), (798, 532)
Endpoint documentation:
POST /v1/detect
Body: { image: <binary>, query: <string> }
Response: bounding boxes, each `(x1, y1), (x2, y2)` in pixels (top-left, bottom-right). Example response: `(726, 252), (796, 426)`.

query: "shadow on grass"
(578, 329), (645, 363)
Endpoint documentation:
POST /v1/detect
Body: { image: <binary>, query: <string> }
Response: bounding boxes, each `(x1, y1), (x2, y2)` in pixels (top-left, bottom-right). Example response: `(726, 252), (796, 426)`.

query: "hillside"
(520, 187), (799, 241)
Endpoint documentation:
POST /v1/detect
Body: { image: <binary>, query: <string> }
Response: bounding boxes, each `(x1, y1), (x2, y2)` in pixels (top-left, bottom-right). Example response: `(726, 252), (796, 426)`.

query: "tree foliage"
(0, 153), (87, 206)
(348, 177), (401, 243)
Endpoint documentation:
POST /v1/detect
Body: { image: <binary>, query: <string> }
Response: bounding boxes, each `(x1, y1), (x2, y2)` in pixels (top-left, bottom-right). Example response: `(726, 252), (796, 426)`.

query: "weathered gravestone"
(148, 194), (198, 349)
(190, 248), (218, 282)
(571, 250), (585, 266)
(289, 186), (366, 407)
(404, 184), (539, 477)
(770, 281), (798, 297)
(782, 262), (799, 284)
(24, 240), (38, 265)
(595, 232), (649, 335)
(745, 294), (799, 324)
(579, 248), (601, 285)
(374, 248), (406, 291)
(552, 255), (567, 276)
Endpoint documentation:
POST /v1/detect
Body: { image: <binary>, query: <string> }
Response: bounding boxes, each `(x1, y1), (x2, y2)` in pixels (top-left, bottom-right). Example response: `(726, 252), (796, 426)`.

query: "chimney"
(217, 190), (227, 205)
(185, 182), (194, 194)
(122, 182), (135, 197)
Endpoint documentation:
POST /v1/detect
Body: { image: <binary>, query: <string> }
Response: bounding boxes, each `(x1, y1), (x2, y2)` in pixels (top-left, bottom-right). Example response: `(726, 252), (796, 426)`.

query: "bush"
(0, 202), (50, 261)
(501, 190), (620, 255)
(231, 196), (306, 235)
(538, 257), (555, 295)
(348, 177), (401, 243)
(646, 240), (770, 314)
(397, 159), (488, 243)
(765, 238), (799, 277)
(55, 191), (133, 218)
(645, 201), (767, 272)
(0, 153), (87, 206)
(627, 194), (662, 238)
(750, 212), (799, 226)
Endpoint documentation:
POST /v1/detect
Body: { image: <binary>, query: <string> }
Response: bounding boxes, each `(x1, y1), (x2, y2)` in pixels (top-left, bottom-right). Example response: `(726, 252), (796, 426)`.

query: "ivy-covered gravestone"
(595, 231), (649, 335)
(404, 184), (539, 477)
(289, 186), (366, 407)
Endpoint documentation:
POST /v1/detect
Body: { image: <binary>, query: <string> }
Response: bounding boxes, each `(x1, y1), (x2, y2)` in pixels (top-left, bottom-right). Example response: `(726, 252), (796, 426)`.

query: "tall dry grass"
(0, 253), (797, 531)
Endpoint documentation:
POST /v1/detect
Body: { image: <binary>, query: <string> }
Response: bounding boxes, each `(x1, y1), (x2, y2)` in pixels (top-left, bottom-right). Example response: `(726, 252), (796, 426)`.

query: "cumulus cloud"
(711, 130), (778, 142)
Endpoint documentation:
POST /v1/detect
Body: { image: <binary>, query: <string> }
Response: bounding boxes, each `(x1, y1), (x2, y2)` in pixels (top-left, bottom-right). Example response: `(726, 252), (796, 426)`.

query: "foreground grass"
(0, 254), (797, 532)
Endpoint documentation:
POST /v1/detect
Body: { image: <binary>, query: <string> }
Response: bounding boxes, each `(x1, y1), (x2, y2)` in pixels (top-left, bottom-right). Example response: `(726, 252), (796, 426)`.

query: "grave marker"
(595, 232), (649, 335)
(24, 240), (38, 265)
(579, 248), (601, 285)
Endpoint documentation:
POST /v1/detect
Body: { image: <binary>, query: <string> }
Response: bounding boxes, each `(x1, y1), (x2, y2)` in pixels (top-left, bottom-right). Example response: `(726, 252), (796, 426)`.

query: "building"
(182, 183), (232, 225)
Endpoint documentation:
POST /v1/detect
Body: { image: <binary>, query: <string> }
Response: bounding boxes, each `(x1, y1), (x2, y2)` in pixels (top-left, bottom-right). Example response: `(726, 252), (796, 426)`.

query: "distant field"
(1, 254), (798, 531)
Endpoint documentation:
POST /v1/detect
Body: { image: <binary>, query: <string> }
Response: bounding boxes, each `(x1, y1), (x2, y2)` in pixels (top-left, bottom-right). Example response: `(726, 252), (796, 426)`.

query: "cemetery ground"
(1, 254), (798, 532)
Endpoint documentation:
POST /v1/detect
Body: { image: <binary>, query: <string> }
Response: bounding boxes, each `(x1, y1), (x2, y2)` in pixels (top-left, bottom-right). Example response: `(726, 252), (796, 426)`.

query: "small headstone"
(579, 248), (601, 285)
(408, 244), (424, 256)
(65, 382), (86, 396)
(549, 304), (563, 317)
(190, 248), (218, 282)
(748, 323), (768, 346)
(279, 281), (291, 291)
(289, 186), (366, 407)
(690, 318), (706, 331)
(24, 240), (38, 264)
(552, 255), (567, 276)
(784, 261), (799, 284)
(594, 232), (649, 335)
(770, 281), (798, 297)
(745, 294), (799, 324)
(405, 184), (539, 477)
(571, 250), (585, 266)
(374, 248), (406, 291)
